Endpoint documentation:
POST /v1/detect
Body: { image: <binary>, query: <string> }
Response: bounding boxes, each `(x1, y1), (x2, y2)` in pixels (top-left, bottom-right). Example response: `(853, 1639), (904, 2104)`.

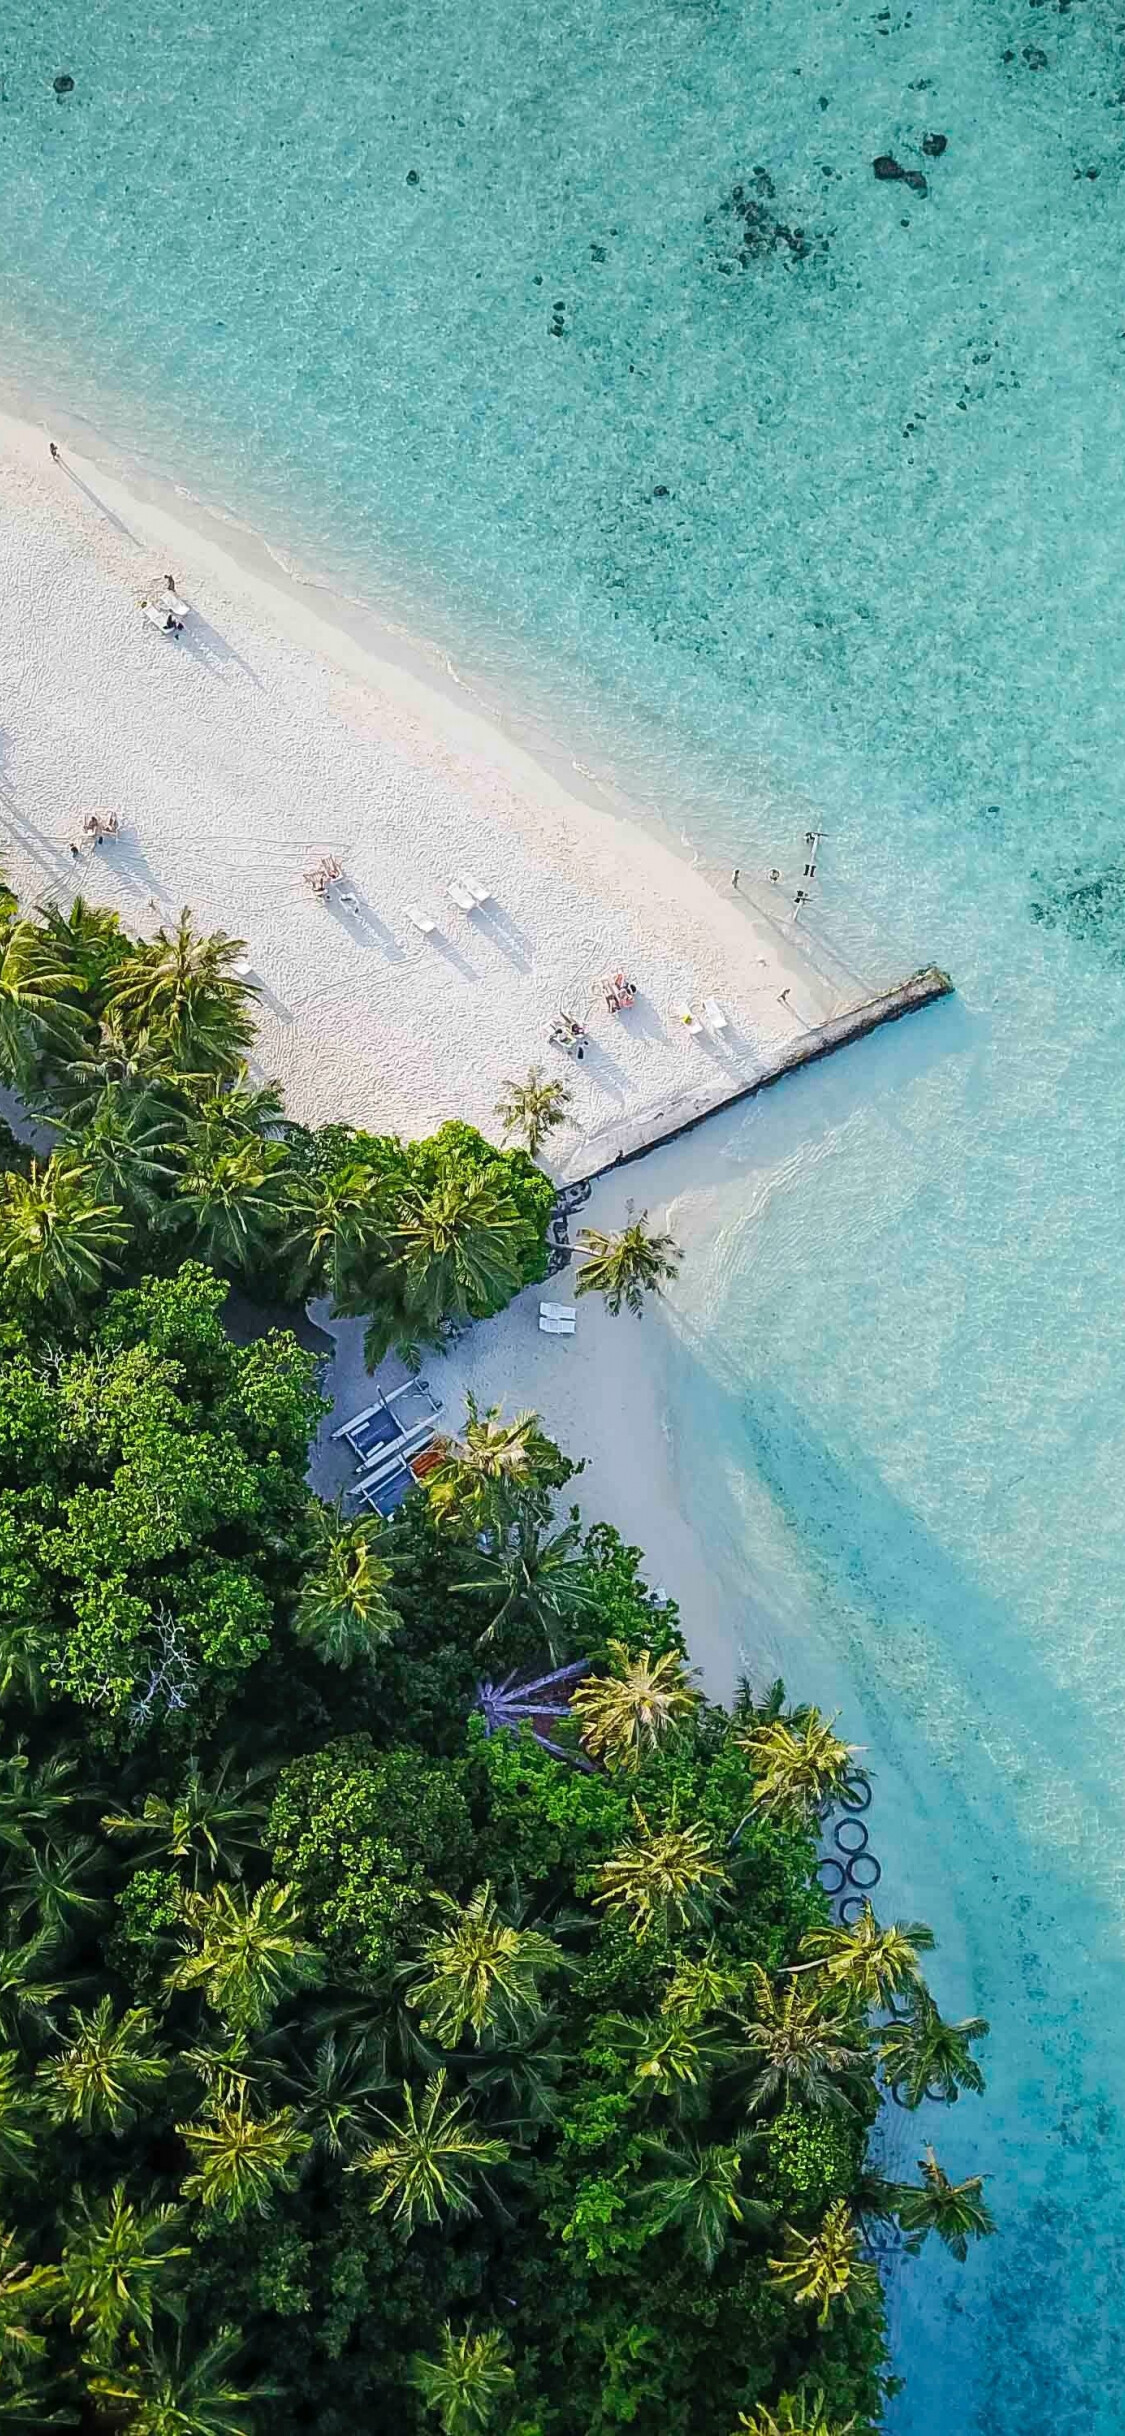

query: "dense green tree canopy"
(0, 882), (991, 2432)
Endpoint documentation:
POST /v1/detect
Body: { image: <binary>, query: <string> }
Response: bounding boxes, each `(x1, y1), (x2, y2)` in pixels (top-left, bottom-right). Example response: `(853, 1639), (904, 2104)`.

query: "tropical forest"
(0, 883), (992, 2434)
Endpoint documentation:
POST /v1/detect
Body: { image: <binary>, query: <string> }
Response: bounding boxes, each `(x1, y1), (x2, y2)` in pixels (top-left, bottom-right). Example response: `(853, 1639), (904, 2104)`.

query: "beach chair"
(406, 904), (437, 934)
(675, 1001), (702, 1034)
(459, 871), (492, 904)
(448, 880), (477, 913)
(703, 997), (729, 1031)
(539, 1301), (577, 1334)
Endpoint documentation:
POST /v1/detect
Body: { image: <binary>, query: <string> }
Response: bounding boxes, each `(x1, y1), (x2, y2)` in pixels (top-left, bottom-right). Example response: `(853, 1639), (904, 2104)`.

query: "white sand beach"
(0, 401), (869, 1178)
(0, 393), (926, 1680)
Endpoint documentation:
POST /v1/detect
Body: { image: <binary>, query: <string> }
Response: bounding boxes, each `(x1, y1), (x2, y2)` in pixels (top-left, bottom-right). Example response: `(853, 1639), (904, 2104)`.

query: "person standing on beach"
(49, 441), (60, 462)
(731, 867), (740, 888)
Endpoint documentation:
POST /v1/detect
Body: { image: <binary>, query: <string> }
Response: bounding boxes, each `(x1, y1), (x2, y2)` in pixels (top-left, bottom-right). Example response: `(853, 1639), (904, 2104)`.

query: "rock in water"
(873, 154), (904, 181)
(922, 132), (948, 157)
(53, 73), (74, 94)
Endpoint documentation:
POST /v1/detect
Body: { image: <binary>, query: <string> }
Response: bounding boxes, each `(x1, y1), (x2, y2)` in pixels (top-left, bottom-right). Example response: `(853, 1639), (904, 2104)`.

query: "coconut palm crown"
(575, 1210), (682, 1317)
(571, 1640), (700, 1773)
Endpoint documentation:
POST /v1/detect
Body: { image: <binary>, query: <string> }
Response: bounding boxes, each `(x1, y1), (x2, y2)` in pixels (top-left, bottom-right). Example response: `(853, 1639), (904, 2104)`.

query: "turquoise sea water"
(3, 2), (1125, 2424)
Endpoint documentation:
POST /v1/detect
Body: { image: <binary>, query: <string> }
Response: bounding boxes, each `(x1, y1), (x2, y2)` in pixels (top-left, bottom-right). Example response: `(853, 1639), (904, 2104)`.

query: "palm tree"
(277, 2028), (388, 2160)
(0, 1619), (50, 1713)
(411, 2324), (515, 2436)
(0, 2226), (62, 2367)
(174, 1138), (290, 1275)
(4, 1834), (104, 1939)
(593, 1805), (729, 1940)
(61, 2183), (189, 2362)
(0, 2052), (43, 2181)
(178, 1068), (288, 1156)
(494, 1066), (573, 1160)
(455, 1496), (597, 1658)
(351, 2071), (510, 2233)
(571, 1641), (700, 1772)
(736, 1708), (867, 1821)
(384, 1172), (527, 1346)
(101, 1753), (273, 1889)
(34, 895), (129, 1012)
(609, 2013), (737, 2107)
(768, 2200), (881, 2327)
(167, 1881), (324, 2030)
(178, 2100), (311, 2220)
(793, 1905), (935, 2011)
(106, 908), (257, 1077)
(46, 1010), (185, 1125)
(88, 2325), (271, 2436)
(894, 2146), (996, 2260)
(735, 1967), (868, 2115)
(402, 1884), (564, 2048)
(736, 2391), (857, 2436)
(425, 1396), (556, 1533)
(877, 1996), (989, 2108)
(0, 1156), (128, 1311)
(282, 1163), (386, 1301)
(660, 1944), (747, 2026)
(575, 1210), (682, 1317)
(640, 2137), (763, 2271)
(38, 1997), (170, 2132)
(0, 1936), (70, 2048)
(0, 920), (82, 1086)
(50, 1084), (180, 1222)
(293, 1503), (401, 1668)
(0, 1752), (80, 1846)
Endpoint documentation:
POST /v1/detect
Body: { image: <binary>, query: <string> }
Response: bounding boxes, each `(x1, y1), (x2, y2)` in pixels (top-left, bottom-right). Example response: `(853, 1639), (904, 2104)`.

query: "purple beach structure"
(474, 1660), (595, 1768)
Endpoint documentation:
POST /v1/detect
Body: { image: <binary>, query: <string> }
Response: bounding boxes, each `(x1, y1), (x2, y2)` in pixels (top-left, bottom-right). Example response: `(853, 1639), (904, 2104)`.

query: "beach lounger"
(448, 880), (477, 913)
(540, 1302), (577, 1324)
(459, 871), (492, 904)
(538, 1313), (576, 1336)
(675, 1001), (702, 1034)
(406, 904), (437, 934)
(703, 997), (729, 1031)
(142, 601), (176, 633)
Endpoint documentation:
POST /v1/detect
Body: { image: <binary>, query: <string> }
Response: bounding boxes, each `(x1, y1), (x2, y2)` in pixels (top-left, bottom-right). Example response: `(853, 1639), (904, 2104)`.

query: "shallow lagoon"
(3, 1), (1125, 2422)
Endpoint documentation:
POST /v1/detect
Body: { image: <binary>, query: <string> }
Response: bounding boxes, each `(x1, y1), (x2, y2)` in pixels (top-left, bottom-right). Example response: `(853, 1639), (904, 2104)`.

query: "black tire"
(847, 1851), (881, 1890)
(839, 1774), (872, 1812)
(839, 1894), (868, 1926)
(816, 1857), (847, 1894)
(834, 1818), (869, 1856)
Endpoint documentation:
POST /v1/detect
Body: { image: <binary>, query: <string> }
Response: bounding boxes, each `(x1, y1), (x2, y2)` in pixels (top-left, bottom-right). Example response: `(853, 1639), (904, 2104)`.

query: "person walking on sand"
(161, 574), (190, 617)
(49, 441), (60, 463)
(731, 866), (740, 888)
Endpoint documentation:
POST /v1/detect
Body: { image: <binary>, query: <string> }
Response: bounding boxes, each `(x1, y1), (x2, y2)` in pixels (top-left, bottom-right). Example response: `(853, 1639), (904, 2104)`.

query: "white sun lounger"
(448, 880), (477, 913)
(142, 601), (176, 633)
(406, 904), (437, 934)
(459, 871), (492, 904)
(539, 1314), (576, 1336)
(703, 997), (729, 1031)
(540, 1302), (577, 1324)
(675, 1001), (702, 1034)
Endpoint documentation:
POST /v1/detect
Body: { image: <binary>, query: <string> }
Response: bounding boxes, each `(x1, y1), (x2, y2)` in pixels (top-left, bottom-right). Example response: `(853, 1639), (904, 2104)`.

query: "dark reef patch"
(1029, 864), (1125, 959)
(705, 167), (827, 272)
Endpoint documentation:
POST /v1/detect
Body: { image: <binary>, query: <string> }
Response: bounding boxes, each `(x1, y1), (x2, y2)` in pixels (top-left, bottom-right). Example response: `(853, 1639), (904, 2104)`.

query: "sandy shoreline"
(0, 393), (875, 1170)
(0, 384), (920, 1686)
